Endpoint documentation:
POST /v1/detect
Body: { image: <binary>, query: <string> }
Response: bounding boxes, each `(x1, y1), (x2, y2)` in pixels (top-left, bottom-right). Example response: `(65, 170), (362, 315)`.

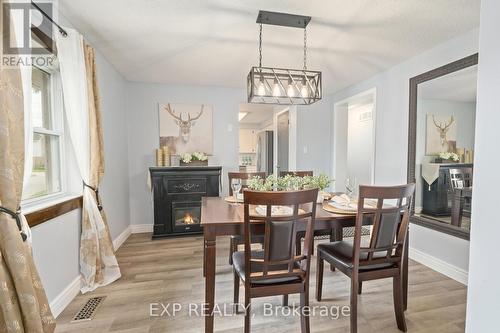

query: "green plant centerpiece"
(247, 173), (334, 203)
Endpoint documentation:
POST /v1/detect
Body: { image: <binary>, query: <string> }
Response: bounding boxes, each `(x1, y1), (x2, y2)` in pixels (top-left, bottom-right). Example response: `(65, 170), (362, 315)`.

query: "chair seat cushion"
(317, 241), (395, 271)
(232, 251), (301, 285)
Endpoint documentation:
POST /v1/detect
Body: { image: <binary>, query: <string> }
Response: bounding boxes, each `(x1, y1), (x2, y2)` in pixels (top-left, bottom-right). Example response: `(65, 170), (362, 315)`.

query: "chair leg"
(282, 295), (289, 307)
(393, 274), (407, 332)
(300, 290), (311, 333)
(316, 253), (324, 302)
(358, 282), (362, 295)
(229, 238), (236, 265)
(350, 277), (359, 333)
(244, 289), (251, 333)
(233, 270), (240, 314)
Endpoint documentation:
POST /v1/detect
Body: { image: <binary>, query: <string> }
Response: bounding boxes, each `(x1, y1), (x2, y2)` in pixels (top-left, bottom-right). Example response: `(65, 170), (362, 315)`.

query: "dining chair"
(449, 168), (473, 214)
(316, 184), (415, 333)
(233, 188), (318, 333)
(228, 172), (266, 265)
(281, 171), (339, 257)
(279, 170), (314, 177)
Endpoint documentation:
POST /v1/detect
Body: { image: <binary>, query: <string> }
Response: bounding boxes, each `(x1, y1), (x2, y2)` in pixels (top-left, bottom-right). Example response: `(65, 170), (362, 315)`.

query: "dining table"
(200, 196), (410, 333)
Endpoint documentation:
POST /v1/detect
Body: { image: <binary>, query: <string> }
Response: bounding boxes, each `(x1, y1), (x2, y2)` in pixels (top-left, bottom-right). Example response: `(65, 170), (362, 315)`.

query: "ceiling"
(59, 0), (480, 94)
(418, 65), (478, 103)
(239, 103), (274, 124)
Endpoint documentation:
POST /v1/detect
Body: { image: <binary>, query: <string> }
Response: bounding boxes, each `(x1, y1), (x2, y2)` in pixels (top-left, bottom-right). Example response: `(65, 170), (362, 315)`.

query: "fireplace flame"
(183, 213), (195, 224)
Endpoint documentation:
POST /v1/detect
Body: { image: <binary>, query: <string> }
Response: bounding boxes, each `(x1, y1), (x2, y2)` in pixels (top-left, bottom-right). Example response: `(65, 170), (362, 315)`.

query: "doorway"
(333, 88), (376, 192)
(276, 110), (289, 174)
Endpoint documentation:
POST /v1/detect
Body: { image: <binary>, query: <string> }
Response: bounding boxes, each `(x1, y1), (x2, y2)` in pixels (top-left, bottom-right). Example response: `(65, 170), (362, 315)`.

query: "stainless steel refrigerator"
(256, 131), (274, 175)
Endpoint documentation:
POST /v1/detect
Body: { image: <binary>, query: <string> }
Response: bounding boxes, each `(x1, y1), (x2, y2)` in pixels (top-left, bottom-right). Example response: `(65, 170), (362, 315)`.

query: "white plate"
(328, 201), (358, 212)
(255, 205), (293, 216)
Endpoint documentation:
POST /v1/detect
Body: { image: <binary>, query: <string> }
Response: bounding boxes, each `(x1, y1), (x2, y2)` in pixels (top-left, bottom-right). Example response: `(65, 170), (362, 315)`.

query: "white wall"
(466, 0), (500, 330)
(330, 28), (479, 276)
(415, 99), (476, 208)
(125, 82), (245, 225)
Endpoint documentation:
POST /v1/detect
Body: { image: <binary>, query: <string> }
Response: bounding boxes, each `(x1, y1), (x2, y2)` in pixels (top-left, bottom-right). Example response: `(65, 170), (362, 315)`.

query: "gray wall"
(347, 103), (374, 187)
(330, 28), (479, 275)
(95, 51), (131, 240)
(466, 0), (500, 330)
(125, 83), (245, 225)
(296, 95), (333, 176)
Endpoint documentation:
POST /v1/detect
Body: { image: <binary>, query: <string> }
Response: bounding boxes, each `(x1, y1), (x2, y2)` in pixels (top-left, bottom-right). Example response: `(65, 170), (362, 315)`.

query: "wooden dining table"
(200, 196), (410, 333)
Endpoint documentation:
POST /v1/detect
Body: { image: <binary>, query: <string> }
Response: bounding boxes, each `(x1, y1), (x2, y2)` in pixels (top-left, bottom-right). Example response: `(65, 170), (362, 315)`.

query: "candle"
(156, 149), (163, 166)
(162, 146), (171, 166)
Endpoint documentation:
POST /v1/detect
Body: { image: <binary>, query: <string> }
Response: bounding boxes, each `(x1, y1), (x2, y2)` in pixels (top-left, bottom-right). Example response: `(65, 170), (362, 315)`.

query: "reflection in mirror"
(414, 64), (477, 233)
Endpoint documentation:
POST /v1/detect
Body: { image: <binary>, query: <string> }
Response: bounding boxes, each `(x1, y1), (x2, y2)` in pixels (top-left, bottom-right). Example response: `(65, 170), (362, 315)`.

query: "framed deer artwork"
(425, 114), (457, 155)
(158, 103), (213, 155)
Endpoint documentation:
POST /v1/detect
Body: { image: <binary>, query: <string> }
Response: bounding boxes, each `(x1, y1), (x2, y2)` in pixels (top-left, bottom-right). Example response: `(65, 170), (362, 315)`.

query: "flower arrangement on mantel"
(437, 152), (460, 163)
(247, 174), (333, 203)
(180, 152), (209, 166)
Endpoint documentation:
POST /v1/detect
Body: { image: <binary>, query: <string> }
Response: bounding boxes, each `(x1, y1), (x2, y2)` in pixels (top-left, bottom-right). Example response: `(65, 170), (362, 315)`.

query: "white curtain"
(56, 28), (121, 293)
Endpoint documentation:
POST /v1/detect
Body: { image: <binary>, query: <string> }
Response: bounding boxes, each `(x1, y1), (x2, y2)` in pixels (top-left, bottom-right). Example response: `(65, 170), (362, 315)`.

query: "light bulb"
(257, 78), (266, 96)
(287, 79), (295, 97)
(301, 79), (309, 98)
(272, 79), (281, 97)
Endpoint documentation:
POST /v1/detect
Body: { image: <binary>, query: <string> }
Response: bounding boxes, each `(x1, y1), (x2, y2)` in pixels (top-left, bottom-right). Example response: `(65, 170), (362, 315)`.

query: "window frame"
(22, 64), (68, 208)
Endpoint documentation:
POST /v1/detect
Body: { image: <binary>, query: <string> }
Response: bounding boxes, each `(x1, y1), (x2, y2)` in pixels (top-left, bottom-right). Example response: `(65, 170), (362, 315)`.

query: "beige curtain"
(79, 43), (120, 292)
(0, 1), (56, 331)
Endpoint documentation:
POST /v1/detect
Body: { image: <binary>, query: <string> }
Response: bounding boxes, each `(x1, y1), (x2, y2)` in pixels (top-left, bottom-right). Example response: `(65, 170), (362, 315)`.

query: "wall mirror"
(408, 54), (478, 240)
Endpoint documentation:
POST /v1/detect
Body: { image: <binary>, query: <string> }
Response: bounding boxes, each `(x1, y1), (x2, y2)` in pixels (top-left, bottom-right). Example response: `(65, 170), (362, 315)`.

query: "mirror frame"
(407, 53), (478, 240)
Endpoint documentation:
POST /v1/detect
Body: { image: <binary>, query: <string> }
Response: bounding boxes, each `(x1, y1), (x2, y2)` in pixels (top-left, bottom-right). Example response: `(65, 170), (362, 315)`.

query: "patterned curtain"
(80, 43), (120, 292)
(0, 0), (56, 331)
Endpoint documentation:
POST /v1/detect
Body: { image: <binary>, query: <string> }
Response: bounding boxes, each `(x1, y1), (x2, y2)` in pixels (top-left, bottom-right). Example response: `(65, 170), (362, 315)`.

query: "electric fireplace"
(149, 166), (221, 238)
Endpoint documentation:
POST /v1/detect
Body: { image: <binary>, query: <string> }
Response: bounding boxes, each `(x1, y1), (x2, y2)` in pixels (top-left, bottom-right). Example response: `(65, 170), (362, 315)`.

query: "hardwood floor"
(56, 233), (467, 333)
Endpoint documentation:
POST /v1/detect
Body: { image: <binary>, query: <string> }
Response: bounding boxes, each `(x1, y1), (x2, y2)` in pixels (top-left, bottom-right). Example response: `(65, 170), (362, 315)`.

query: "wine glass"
(345, 177), (358, 199)
(231, 178), (242, 201)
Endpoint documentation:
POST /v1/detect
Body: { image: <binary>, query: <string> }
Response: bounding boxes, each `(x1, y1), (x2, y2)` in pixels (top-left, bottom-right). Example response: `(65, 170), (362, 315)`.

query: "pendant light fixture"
(247, 11), (322, 105)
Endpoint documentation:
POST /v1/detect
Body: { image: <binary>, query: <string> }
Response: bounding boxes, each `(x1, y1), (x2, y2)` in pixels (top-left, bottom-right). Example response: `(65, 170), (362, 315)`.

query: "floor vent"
(71, 296), (106, 322)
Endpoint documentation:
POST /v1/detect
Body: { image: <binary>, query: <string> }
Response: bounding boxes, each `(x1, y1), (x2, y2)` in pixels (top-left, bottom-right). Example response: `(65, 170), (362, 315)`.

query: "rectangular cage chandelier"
(247, 11), (322, 105)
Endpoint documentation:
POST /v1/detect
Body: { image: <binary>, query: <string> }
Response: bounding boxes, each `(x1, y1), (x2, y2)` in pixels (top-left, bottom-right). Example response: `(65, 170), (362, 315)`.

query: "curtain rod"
(31, 0), (68, 37)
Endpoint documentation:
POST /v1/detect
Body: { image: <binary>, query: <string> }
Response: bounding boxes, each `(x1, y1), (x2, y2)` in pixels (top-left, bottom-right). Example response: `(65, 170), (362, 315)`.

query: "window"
(22, 66), (65, 202)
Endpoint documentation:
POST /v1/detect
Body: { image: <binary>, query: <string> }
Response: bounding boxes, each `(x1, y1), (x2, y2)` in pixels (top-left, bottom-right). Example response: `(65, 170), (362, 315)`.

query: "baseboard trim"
(50, 224), (150, 318)
(130, 223), (153, 234)
(410, 247), (468, 285)
(113, 226), (132, 251)
(50, 276), (81, 318)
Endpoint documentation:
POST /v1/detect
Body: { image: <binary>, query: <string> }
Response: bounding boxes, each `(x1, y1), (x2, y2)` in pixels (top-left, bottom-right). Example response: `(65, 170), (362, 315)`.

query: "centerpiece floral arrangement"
(180, 151), (208, 165)
(438, 152), (460, 162)
(247, 173), (333, 202)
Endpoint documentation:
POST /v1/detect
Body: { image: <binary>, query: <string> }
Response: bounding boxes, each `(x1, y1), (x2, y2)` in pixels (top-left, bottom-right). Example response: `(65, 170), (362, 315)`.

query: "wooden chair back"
(353, 184), (415, 271)
(228, 172), (266, 196)
(243, 189), (318, 285)
(279, 171), (314, 177)
(449, 168), (473, 190)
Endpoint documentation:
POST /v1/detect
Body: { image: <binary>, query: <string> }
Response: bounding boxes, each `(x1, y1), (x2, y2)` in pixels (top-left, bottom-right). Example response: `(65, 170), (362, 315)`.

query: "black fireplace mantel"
(149, 166), (221, 238)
